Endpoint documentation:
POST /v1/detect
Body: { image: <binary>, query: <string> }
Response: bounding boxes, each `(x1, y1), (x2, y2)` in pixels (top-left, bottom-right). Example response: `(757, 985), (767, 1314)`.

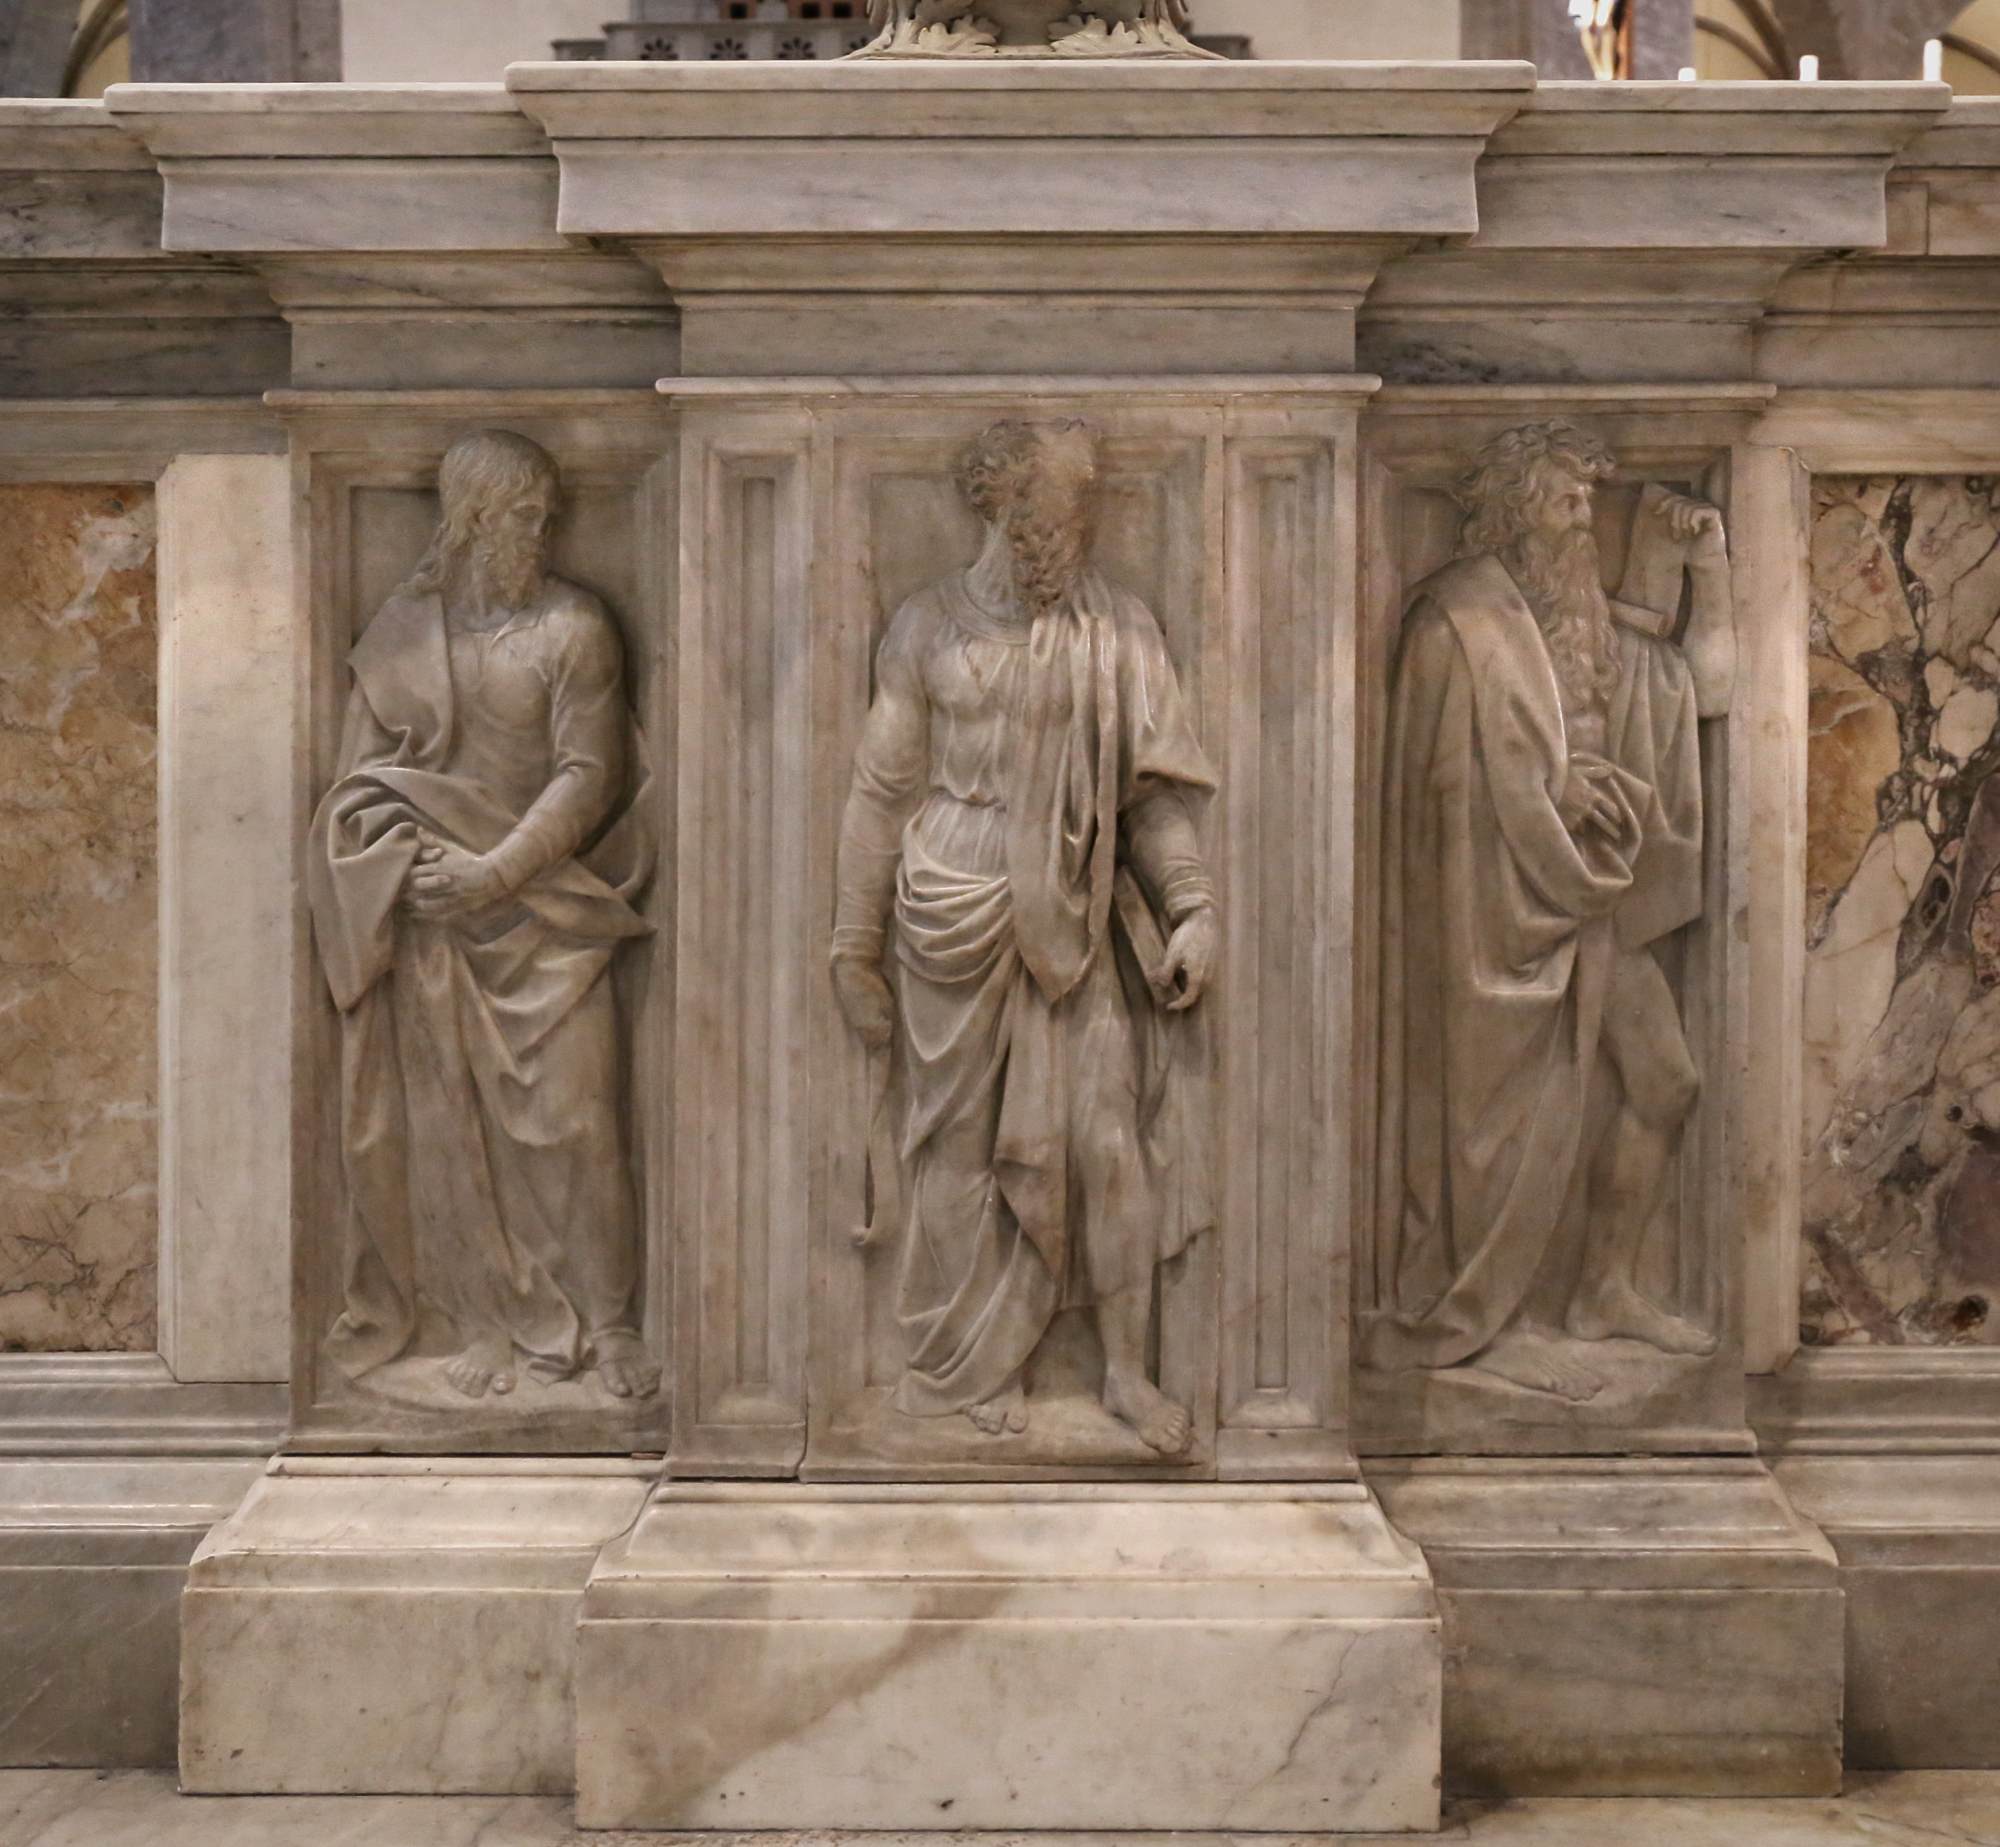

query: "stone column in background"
(1462, 0), (1696, 79)
(128, 0), (340, 81)
(0, 0), (79, 95)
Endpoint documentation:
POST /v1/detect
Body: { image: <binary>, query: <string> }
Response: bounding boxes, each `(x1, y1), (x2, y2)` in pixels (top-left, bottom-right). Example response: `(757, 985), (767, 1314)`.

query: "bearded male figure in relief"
(309, 430), (659, 1405)
(833, 419), (1218, 1455)
(1368, 421), (1737, 1404)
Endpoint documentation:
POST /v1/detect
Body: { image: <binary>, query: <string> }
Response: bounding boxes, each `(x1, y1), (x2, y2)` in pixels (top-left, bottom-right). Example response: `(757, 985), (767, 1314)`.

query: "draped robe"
(308, 582), (654, 1383)
(1368, 553), (1703, 1371)
(836, 569), (1216, 1416)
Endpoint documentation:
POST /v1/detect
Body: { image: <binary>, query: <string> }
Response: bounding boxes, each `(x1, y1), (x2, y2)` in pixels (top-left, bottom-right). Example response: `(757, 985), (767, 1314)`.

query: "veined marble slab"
(577, 1483), (1441, 1833)
(1803, 473), (2000, 1349)
(0, 482), (158, 1354)
(179, 1459), (653, 1795)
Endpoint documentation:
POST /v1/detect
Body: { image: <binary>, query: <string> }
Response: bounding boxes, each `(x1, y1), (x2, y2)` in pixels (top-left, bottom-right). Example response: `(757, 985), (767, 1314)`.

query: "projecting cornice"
(1362, 79), (1953, 385)
(0, 73), (1974, 392)
(504, 59), (1540, 375)
(101, 83), (676, 391)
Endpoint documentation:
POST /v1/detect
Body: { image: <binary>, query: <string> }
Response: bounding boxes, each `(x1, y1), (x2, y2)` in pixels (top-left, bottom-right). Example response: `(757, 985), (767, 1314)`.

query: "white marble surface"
(578, 1484), (1440, 1833)
(156, 454), (292, 1385)
(180, 1461), (652, 1795)
(1372, 1460), (1842, 1796)
(0, 1457), (267, 1769)
(9, 1771), (2000, 1846)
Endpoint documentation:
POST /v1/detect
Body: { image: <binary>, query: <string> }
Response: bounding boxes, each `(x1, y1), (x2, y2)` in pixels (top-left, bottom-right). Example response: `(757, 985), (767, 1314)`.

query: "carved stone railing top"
(849, 0), (1213, 60)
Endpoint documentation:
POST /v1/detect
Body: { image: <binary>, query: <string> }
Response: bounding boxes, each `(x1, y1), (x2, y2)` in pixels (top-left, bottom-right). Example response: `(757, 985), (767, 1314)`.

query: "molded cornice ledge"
(1364, 80), (1952, 387)
(505, 59), (1536, 378)
(101, 83), (675, 392)
(1763, 97), (2000, 389)
(0, 98), (285, 397)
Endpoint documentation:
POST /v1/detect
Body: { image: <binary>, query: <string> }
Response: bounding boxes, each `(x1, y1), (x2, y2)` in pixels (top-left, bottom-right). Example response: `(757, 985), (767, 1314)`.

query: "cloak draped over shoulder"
(308, 586), (655, 1384)
(1368, 554), (1702, 1371)
(836, 568), (1217, 1416)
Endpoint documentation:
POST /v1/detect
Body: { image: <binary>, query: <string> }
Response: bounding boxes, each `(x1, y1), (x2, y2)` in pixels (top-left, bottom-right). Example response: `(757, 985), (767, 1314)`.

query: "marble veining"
(1804, 475), (2000, 1347)
(0, 484), (158, 1354)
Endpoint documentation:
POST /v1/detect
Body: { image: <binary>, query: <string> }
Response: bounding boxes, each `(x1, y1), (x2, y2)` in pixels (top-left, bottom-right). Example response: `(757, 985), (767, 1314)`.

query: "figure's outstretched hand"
(404, 830), (509, 921)
(833, 957), (896, 1049)
(1160, 906), (1219, 1013)
(1660, 492), (1728, 566)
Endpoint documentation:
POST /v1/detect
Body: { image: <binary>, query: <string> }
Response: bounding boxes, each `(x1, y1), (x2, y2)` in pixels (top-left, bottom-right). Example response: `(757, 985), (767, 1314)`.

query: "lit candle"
(1924, 38), (1945, 82)
(1799, 53), (1820, 80)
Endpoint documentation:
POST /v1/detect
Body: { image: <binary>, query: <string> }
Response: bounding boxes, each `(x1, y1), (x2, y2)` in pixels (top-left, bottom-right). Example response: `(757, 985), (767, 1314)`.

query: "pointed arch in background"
(65, 0), (128, 94)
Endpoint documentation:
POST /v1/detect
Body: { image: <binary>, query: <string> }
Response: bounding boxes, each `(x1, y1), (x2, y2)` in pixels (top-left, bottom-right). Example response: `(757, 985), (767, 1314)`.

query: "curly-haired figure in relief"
(833, 419), (1217, 1454)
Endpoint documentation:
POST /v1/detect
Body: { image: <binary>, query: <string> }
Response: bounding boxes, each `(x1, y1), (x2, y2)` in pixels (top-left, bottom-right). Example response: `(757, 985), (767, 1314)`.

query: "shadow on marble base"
(0, 1459), (264, 1769)
(1777, 1455), (2000, 1770)
(576, 1483), (1443, 1833)
(1370, 1458), (1845, 1798)
(178, 1457), (652, 1795)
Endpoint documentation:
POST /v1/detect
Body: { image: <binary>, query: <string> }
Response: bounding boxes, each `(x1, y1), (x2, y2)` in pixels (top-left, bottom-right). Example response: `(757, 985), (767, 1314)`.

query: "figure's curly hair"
(1455, 420), (1615, 557)
(957, 421), (1039, 523)
(1458, 421), (1621, 712)
(957, 418), (1098, 522)
(407, 429), (561, 595)
(956, 419), (1101, 619)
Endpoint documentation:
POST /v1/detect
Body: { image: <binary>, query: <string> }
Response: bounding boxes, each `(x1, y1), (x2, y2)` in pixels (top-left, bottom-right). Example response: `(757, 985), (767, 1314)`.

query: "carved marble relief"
(1364, 422), (1736, 1408)
(853, 0), (1214, 58)
(0, 485), (158, 1353)
(307, 431), (660, 1409)
(831, 419), (1218, 1458)
(1803, 475), (2000, 1347)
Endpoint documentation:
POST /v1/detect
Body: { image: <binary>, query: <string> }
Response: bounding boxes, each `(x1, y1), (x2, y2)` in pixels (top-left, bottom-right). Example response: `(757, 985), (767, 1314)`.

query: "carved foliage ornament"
(852, 0), (1217, 59)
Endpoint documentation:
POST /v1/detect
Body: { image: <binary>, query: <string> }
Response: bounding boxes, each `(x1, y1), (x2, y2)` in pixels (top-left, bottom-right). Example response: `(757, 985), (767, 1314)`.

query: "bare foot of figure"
(595, 1334), (661, 1400)
(1470, 1329), (1603, 1404)
(1567, 1283), (1718, 1357)
(966, 1378), (1028, 1436)
(1103, 1366), (1193, 1456)
(444, 1339), (516, 1399)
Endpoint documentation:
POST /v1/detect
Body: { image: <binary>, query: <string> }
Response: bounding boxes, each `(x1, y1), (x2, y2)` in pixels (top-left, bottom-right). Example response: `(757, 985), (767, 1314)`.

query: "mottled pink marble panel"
(0, 484), (158, 1352)
(1804, 475), (2000, 1347)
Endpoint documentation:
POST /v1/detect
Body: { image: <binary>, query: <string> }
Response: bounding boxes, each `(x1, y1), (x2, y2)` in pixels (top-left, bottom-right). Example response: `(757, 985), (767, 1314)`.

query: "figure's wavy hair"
(956, 418), (1098, 523)
(1454, 419), (1615, 557)
(406, 429), (561, 596)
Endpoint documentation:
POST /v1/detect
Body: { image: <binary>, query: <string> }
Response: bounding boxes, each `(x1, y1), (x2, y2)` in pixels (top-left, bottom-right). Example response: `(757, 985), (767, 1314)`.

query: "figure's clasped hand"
(1557, 758), (1624, 841)
(833, 955), (896, 1049)
(404, 829), (510, 921)
(1659, 492), (1728, 566)
(1159, 904), (1219, 1013)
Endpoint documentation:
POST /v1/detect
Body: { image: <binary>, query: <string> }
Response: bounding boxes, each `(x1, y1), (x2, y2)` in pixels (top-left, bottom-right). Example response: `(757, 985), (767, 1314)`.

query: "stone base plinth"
(1370, 1459), (1845, 1798)
(178, 1458), (652, 1795)
(1777, 1456), (2000, 1770)
(575, 1482), (1443, 1833)
(0, 1458), (264, 1769)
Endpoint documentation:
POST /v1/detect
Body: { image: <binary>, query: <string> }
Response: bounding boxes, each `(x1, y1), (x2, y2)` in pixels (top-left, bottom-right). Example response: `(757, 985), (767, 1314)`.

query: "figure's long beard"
(471, 535), (548, 614)
(1510, 522), (1617, 716)
(1007, 497), (1092, 620)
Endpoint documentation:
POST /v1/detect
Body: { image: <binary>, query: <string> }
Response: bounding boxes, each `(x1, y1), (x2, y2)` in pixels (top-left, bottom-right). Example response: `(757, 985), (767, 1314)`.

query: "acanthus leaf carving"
(852, 0), (1216, 59)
